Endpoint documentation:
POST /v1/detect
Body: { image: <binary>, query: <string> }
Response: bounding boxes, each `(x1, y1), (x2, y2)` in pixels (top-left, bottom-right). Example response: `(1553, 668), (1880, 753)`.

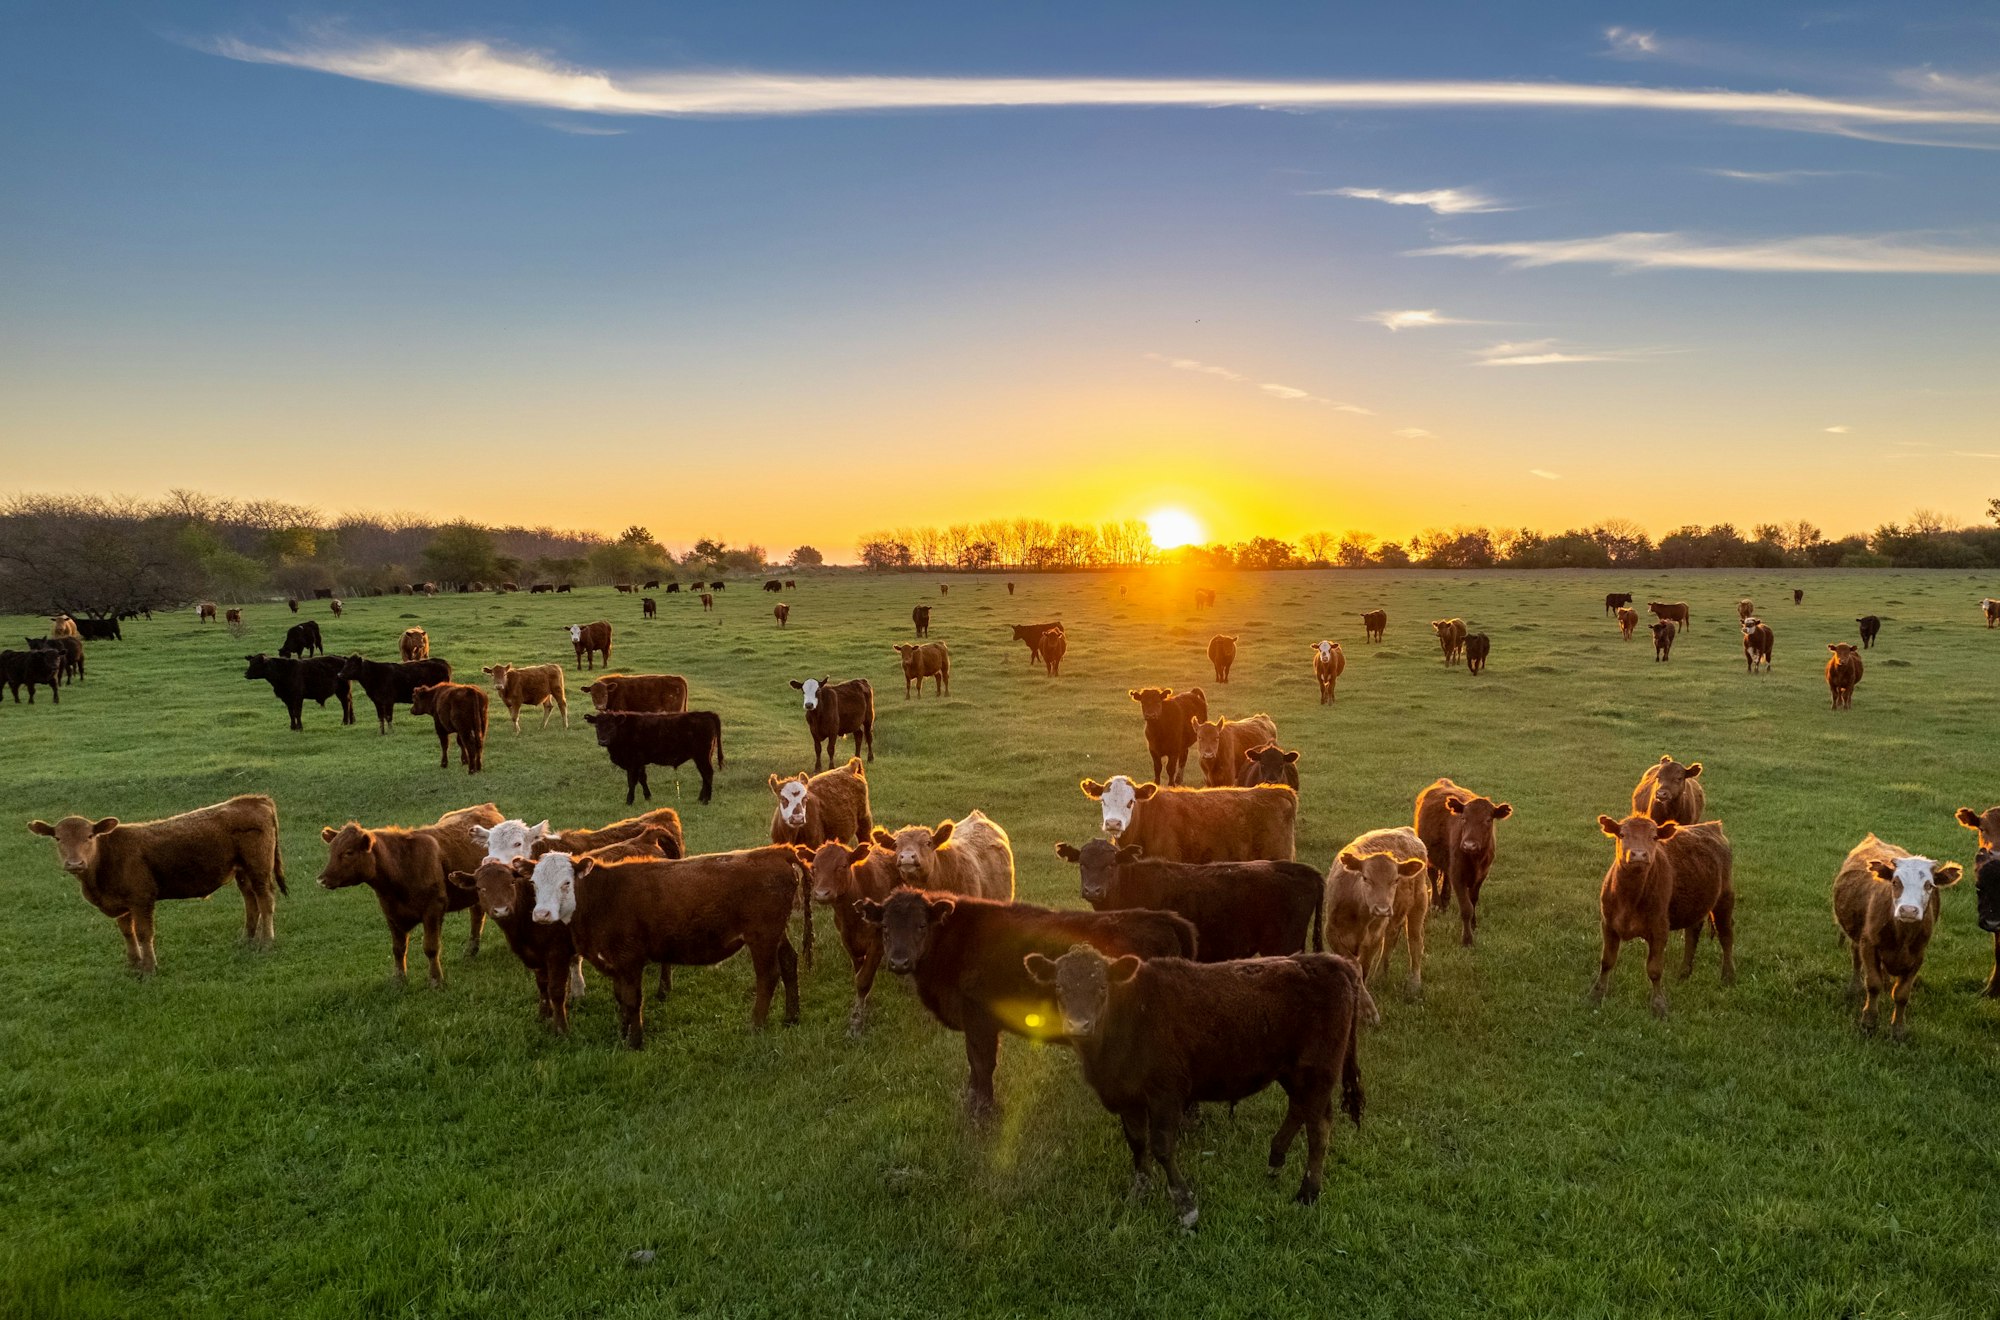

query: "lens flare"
(1147, 508), (1204, 549)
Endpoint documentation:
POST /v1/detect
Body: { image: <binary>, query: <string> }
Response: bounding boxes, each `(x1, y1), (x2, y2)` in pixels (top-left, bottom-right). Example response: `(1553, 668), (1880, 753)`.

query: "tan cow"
(1833, 834), (1960, 1038)
(1430, 618), (1467, 666)
(49, 615), (79, 640)
(1632, 755), (1704, 826)
(1081, 776), (1296, 863)
(1826, 643), (1863, 710)
(1737, 598), (1754, 622)
(769, 758), (873, 848)
(1310, 640), (1345, 704)
(582, 673), (688, 714)
(1323, 826), (1429, 997)
(1193, 713), (1277, 787)
(872, 810), (1015, 899)
(891, 642), (950, 699)
(482, 662), (568, 733)
(1616, 606), (1639, 640)
(400, 627), (429, 662)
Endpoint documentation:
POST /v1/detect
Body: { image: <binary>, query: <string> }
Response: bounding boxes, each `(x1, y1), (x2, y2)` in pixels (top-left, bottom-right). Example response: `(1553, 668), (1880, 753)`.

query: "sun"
(1146, 508), (1205, 550)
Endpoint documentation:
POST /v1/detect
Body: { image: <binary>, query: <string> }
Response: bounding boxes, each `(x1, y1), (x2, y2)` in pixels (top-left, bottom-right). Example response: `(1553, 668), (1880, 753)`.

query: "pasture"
(3, 569), (1998, 1318)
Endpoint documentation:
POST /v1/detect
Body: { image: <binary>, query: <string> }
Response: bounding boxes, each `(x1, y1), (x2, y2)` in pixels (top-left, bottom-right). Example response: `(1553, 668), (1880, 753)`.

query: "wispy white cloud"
(1152, 354), (1245, 382)
(1472, 339), (1641, 367)
(1146, 354), (1371, 413)
(1529, 468), (1563, 480)
(1602, 28), (1661, 59)
(1704, 167), (1861, 183)
(541, 119), (628, 136)
(1416, 231), (2000, 274)
(1952, 451), (2000, 459)
(199, 35), (2000, 143)
(1308, 186), (1507, 214)
(1394, 427), (1435, 440)
(1365, 308), (1489, 331)
(1824, 424), (1852, 433)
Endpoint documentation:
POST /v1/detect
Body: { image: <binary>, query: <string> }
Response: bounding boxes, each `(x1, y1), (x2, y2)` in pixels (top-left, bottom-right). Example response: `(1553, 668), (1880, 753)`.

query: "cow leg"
(1122, 1109), (1153, 1200)
(571, 957), (588, 1002)
(777, 937), (801, 1025)
(1591, 924), (1623, 1003)
(240, 879), (261, 942)
(420, 913), (446, 987)
(388, 921), (412, 983)
(464, 906), (485, 958)
(637, 767), (652, 803)
(1679, 922), (1701, 980)
(1150, 1108), (1198, 1229)
(1404, 896), (1427, 997)
(1296, 1085), (1333, 1206)
(340, 691), (354, 725)
(963, 1020), (1002, 1120)
(131, 907), (157, 975)
(548, 961), (572, 1033)
(1643, 933), (1668, 1018)
(748, 940), (779, 1028)
(1711, 891), (1737, 985)
(1845, 939), (1864, 1000)
(114, 911), (142, 970)
(1858, 947), (1884, 1032)
(1983, 935), (2000, 998)
(614, 972), (645, 1049)
(860, 724), (873, 763)
(693, 751), (714, 805)
(1457, 879), (1477, 947)
(435, 727), (450, 769)
(288, 700), (304, 731)
(654, 964), (672, 1001)
(812, 737), (825, 773)
(1890, 973), (1915, 1041)
(1266, 1090), (1308, 1178)
(849, 938), (882, 1037)
(1427, 864), (1448, 912)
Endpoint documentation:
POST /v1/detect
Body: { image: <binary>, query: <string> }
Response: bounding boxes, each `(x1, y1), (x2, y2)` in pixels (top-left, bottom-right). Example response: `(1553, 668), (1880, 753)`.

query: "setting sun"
(1147, 508), (1205, 550)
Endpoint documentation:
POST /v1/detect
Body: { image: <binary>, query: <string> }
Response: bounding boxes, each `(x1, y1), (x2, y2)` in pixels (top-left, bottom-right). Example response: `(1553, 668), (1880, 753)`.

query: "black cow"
(710, 581), (725, 591)
(644, 580), (661, 590)
(0, 648), (62, 703)
(1857, 615), (1882, 648)
(279, 620), (323, 659)
(336, 654), (452, 734)
(1464, 633), (1491, 676)
(313, 588), (334, 600)
(243, 654), (353, 730)
(27, 637), (83, 684)
(585, 710), (725, 805)
(913, 605), (932, 638)
(557, 584), (573, 593)
(1604, 592), (1633, 616)
(665, 582), (681, 594)
(72, 617), (121, 641)
(764, 580), (783, 593)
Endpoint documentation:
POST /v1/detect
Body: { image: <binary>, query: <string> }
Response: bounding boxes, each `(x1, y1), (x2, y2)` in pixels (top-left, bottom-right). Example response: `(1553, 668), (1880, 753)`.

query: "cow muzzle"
(532, 908), (559, 925)
(1894, 905), (1925, 925)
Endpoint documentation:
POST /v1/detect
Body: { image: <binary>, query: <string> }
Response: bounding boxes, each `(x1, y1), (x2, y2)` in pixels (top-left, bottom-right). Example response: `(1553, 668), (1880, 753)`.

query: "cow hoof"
(1649, 999), (1668, 1020)
(1891, 1023), (1910, 1043)
(1293, 1183), (1321, 1207)
(1127, 1175), (1152, 1201)
(1177, 1205), (1200, 1232)
(1404, 977), (1423, 1000)
(1720, 967), (1737, 987)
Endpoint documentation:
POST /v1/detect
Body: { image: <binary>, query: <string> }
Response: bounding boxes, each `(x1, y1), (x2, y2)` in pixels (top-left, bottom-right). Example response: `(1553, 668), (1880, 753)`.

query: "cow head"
(409, 684), (440, 716)
(1599, 813), (1675, 876)
(1128, 687), (1174, 721)
(1740, 617), (1762, 634)
(1192, 720), (1225, 766)
(1313, 640), (1337, 664)
(1651, 622), (1672, 642)
(474, 819), (550, 865)
(1431, 620), (1450, 636)
(797, 841), (876, 903)
(528, 852), (587, 924)
(769, 774), (813, 829)
(335, 653), (367, 681)
(1867, 854), (1960, 925)
(27, 816), (118, 878)
(582, 712), (618, 747)
(317, 824), (381, 888)
(1955, 805), (2000, 853)
(857, 890), (955, 975)
(873, 821), (954, 884)
(1081, 775), (1157, 837)
(1241, 744), (1300, 787)
(1446, 793), (1512, 855)
(1023, 944), (1139, 1038)
(1055, 838), (1141, 905)
(1827, 643), (1861, 661)
(891, 644), (920, 674)
(790, 677), (832, 711)
(482, 663), (513, 688)
(242, 654), (273, 679)
(567, 625), (582, 644)
(448, 860), (525, 919)
(1974, 849), (2000, 934)
(1335, 848), (1427, 918)
(1642, 756), (1701, 822)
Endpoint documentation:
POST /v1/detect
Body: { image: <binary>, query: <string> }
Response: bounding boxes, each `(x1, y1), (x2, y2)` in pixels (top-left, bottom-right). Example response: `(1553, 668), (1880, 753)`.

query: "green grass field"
(4, 569), (1998, 1318)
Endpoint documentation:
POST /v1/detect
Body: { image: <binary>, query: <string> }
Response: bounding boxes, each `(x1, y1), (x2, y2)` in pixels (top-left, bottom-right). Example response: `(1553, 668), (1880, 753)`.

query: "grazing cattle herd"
(17, 575), (2000, 1230)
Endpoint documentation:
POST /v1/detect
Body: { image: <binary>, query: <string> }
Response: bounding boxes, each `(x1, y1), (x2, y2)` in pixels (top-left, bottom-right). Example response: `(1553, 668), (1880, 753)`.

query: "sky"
(3, 2), (1999, 558)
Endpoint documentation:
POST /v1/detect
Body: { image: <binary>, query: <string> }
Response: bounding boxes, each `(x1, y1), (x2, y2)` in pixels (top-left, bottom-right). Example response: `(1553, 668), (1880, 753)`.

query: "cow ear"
(1022, 953), (1058, 985)
(846, 843), (872, 864)
(767, 774), (781, 793)
(572, 857), (597, 882)
(1654, 821), (1678, 842)
(1827, 643), (1840, 653)
(530, 821), (550, 839)
(1133, 782), (1159, 800)
(1398, 858), (1428, 877)
(790, 845), (816, 866)
(870, 828), (895, 848)
(1080, 779), (1106, 799)
(926, 897), (957, 922)
(508, 857), (535, 878)
(470, 826), (490, 844)
(27, 820), (53, 837)
(1117, 844), (1144, 863)
(1934, 862), (1964, 887)
(1868, 859), (1898, 881)
(1598, 815), (1622, 837)
(320, 826), (338, 843)
(1106, 955), (1142, 984)
(1492, 803), (1512, 820)
(1445, 797), (1466, 815)
(1054, 843), (1081, 862)
(789, 680), (804, 690)
(1683, 763), (1701, 779)
(1338, 850), (1361, 871)
(856, 899), (883, 926)
(1659, 754), (1672, 764)
(1284, 751), (1299, 764)
(1957, 807), (1983, 830)
(357, 832), (374, 853)
(1242, 745), (1262, 762)
(930, 821), (954, 847)
(1128, 690), (1142, 701)
(446, 870), (475, 890)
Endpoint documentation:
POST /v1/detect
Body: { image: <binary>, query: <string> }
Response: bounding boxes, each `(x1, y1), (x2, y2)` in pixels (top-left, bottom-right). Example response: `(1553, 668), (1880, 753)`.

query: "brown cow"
(1833, 835), (1960, 1039)
(891, 642), (950, 699)
(411, 682), (489, 774)
(642, 597), (657, 620)
(197, 602), (217, 623)
(1361, 610), (1386, 643)
(1310, 640), (1345, 703)
(1591, 814), (1735, 1018)
(1193, 588), (1216, 609)
(1616, 606), (1639, 640)
(1324, 826), (1429, 997)
(774, 603), (790, 628)
(1651, 619), (1676, 661)
(768, 758), (873, 849)
(1648, 601), (1691, 628)
(447, 860), (581, 1031)
(858, 889), (1196, 1116)
(791, 676), (874, 770)
(1737, 598), (1754, 621)
(225, 608), (243, 631)
(287, 598), (299, 614)
(482, 662), (568, 733)
(1952, 805), (2000, 996)
(1742, 618), (1773, 673)
(1632, 755), (1705, 826)
(1024, 944), (1369, 1228)
(1057, 838), (1322, 961)
(1081, 776), (1297, 862)
(1011, 621), (1063, 664)
(567, 620), (612, 669)
(582, 673), (688, 714)
(529, 809), (687, 863)
(1984, 598), (2000, 628)
(1040, 626), (1067, 676)
(795, 840), (901, 1034)
(28, 795), (285, 974)
(912, 605), (932, 638)
(1207, 635), (1237, 683)
(1131, 686), (1207, 785)
(700, 592), (714, 612)
(1826, 643), (1863, 709)
(1413, 778), (1512, 947)
(872, 810), (1015, 899)
(1193, 713), (1276, 787)
(1794, 588), (1804, 605)
(400, 627), (429, 662)
(1431, 618), (1467, 666)
(1240, 744), (1300, 790)
(317, 803), (503, 986)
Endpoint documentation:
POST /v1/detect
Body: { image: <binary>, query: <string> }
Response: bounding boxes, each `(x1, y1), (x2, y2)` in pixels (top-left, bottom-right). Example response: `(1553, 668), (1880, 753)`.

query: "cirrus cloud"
(1307, 186), (1507, 214)
(1415, 231), (2000, 274)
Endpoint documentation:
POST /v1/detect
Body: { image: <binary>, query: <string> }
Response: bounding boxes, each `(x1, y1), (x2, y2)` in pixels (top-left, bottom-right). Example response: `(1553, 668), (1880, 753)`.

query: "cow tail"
(1340, 960), (1372, 1128)
(714, 716), (726, 769)
(1311, 879), (1324, 953)
(272, 834), (289, 896)
(792, 856), (814, 969)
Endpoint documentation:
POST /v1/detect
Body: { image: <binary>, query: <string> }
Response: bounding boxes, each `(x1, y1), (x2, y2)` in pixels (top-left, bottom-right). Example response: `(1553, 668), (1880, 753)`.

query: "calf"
(1742, 618), (1773, 673)
(1011, 621), (1063, 663)
(1058, 837), (1320, 960)
(1591, 814), (1735, 1018)
(244, 653), (353, 730)
(1833, 835), (1959, 1039)
(1131, 686), (1207, 786)
(1361, 609), (1387, 643)
(1040, 626), (1067, 676)
(316, 803), (502, 986)
(1616, 606), (1639, 640)
(795, 840), (902, 1034)
(338, 654), (452, 734)
(329, 598), (343, 617)
(1737, 598), (1755, 621)
(1464, 633), (1490, 676)
(642, 597), (657, 620)
(279, 620), (323, 659)
(700, 593), (715, 612)
(447, 860), (581, 1031)
(198, 602), (217, 623)
(1604, 591), (1633, 616)
(1024, 945), (1368, 1228)
(1, 648), (63, 703)
(1649, 600), (1691, 628)
(400, 627), (429, 662)
(567, 620), (613, 669)
(225, 609), (243, 630)
(1826, 643), (1863, 710)
(768, 757), (873, 849)
(26, 636), (82, 685)
(1323, 827), (1429, 997)
(1311, 640), (1345, 703)
(1081, 776), (1297, 862)
(764, 579), (782, 593)
(1193, 713), (1276, 787)
(1953, 805), (2000, 996)
(1794, 588), (1805, 605)
(1632, 754), (1704, 826)
(1857, 615), (1881, 648)
(583, 672), (688, 714)
(790, 676), (874, 770)
(873, 811), (1016, 899)
(1193, 588), (1216, 609)
(774, 603), (790, 628)
(482, 661), (568, 732)
(1983, 598), (2000, 628)
(1413, 778), (1512, 947)
(1651, 619), (1676, 661)
(287, 598), (298, 613)
(586, 710), (724, 804)
(411, 682), (489, 774)
(858, 889), (1195, 1116)
(28, 794), (284, 974)
(1431, 618), (1466, 666)
(1241, 744), (1300, 790)
(891, 642), (950, 698)
(1207, 635), (1237, 683)
(523, 847), (805, 1047)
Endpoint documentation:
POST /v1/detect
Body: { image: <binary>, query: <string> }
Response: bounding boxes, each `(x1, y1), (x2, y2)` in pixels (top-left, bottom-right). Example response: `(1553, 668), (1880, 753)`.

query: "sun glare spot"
(1024, 1013), (1043, 1029)
(1147, 508), (1204, 549)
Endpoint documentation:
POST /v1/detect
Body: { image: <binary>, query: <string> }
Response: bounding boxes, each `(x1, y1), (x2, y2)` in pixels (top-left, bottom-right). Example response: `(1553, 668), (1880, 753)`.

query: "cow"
(710, 581), (724, 591)
(243, 653), (353, 730)
(279, 620), (323, 659)
(790, 677), (874, 771)
(410, 682), (489, 775)
(1826, 643), (1863, 710)
(1983, 598), (2000, 628)
(858, 889), (1195, 1116)
(1207, 635), (1237, 684)
(785, 579), (796, 589)
(938, 583), (949, 596)
(1360, 610), (1387, 644)
(1857, 615), (1881, 648)
(764, 579), (783, 593)
(1742, 618), (1773, 673)
(1651, 620), (1677, 662)
(585, 710), (724, 805)
(663, 582), (680, 595)
(1081, 776), (1297, 863)
(1131, 686), (1208, 786)
(892, 642), (950, 698)
(400, 627), (429, 662)
(872, 811), (1015, 900)
(1737, 598), (1755, 622)
(583, 672), (689, 714)
(1413, 778), (1512, 948)
(1591, 814), (1735, 1019)
(27, 636), (82, 685)
(642, 597), (657, 620)
(28, 795), (285, 974)
(644, 580), (661, 590)
(1464, 633), (1490, 676)
(1794, 589), (1805, 605)
(1040, 626), (1067, 676)
(567, 621), (612, 669)
(336, 654), (450, 734)
(447, 860), (582, 1032)
(1833, 835), (1960, 1039)
(197, 602), (217, 623)
(329, 598), (343, 617)
(1006, 581), (1016, 595)
(71, 617), (121, 641)
(287, 598), (299, 614)
(1241, 744), (1300, 790)
(1023, 944), (1369, 1228)
(531, 584), (554, 594)
(225, 609), (243, 632)
(313, 588), (333, 600)
(1193, 713), (1277, 788)
(910, 604), (932, 638)
(1431, 618), (1467, 666)
(769, 758), (873, 849)
(1649, 601), (1691, 628)
(1616, 606), (1639, 640)
(1058, 837), (1320, 960)
(700, 593), (715, 612)
(556, 583), (573, 593)
(0, 648), (63, 703)
(1324, 827), (1429, 996)
(774, 603), (790, 628)
(316, 803), (503, 986)
(1311, 641), (1344, 703)
(1633, 755), (1705, 826)
(1011, 621), (1063, 664)
(523, 809), (687, 865)
(1604, 592), (1633, 616)
(521, 847), (805, 1047)
(1193, 588), (1217, 609)
(794, 840), (901, 1033)
(482, 662), (568, 733)
(1952, 806), (2000, 997)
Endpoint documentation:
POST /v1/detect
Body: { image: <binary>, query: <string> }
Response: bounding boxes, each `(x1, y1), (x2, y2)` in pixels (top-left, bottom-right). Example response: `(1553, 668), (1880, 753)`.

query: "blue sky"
(3, 2), (1998, 554)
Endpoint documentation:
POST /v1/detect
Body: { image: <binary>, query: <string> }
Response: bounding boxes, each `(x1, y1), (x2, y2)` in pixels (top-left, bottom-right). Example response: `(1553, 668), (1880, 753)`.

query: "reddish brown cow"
(1648, 601), (1691, 628)
(1130, 686), (1207, 785)
(768, 758), (873, 849)
(1310, 641), (1345, 703)
(1040, 626), (1067, 676)
(774, 603), (790, 628)
(1742, 618), (1773, 673)
(1616, 606), (1639, 640)
(198, 602), (217, 623)
(891, 642), (950, 698)
(1430, 618), (1467, 666)
(1651, 620), (1677, 661)
(1833, 835), (1960, 1039)
(566, 620), (612, 669)
(1194, 713), (1276, 788)
(1361, 610), (1386, 643)
(1081, 776), (1297, 863)
(1952, 805), (2000, 996)
(482, 662), (568, 732)
(1826, 643), (1863, 709)
(411, 682), (489, 774)
(795, 840), (902, 1033)
(1011, 621), (1063, 664)
(700, 593), (714, 612)
(400, 627), (429, 662)
(1207, 635), (1237, 683)
(1632, 755), (1705, 826)
(583, 673), (688, 714)
(1413, 778), (1512, 947)
(791, 676), (874, 770)
(1591, 814), (1735, 1018)
(317, 803), (503, 986)
(1056, 838), (1322, 960)
(531, 808), (687, 862)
